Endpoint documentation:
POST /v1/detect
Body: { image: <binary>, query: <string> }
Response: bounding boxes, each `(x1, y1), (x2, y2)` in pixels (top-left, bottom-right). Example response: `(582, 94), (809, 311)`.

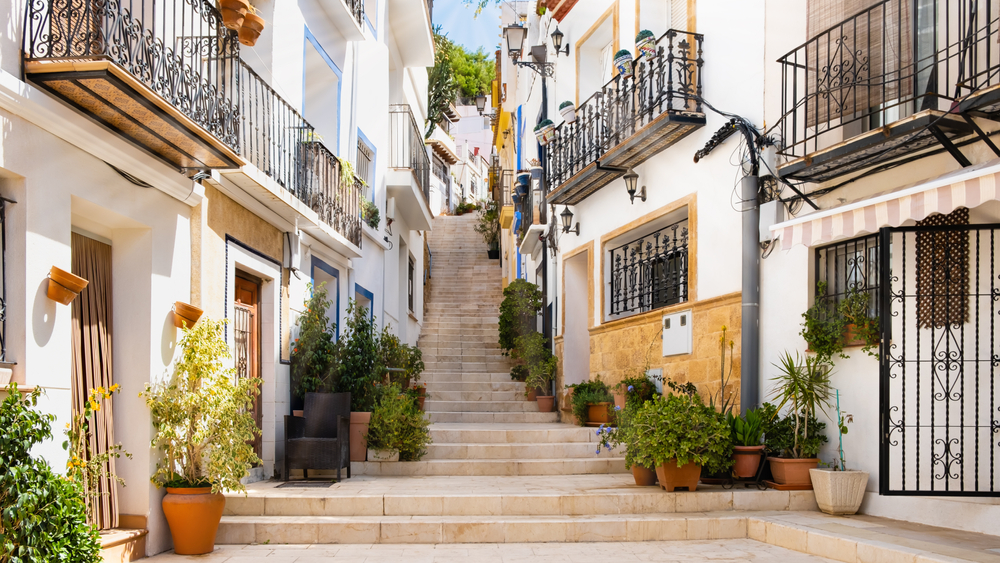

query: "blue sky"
(433, 0), (502, 55)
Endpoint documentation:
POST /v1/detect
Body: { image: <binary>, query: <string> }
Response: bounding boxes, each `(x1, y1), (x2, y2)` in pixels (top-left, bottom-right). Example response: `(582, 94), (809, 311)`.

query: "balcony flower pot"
(350, 411), (372, 461)
(537, 395), (555, 412)
(559, 101), (577, 124)
(533, 124), (548, 146)
(539, 120), (556, 144)
(173, 301), (204, 329)
(810, 469), (868, 515)
(239, 11), (265, 47)
(367, 448), (400, 462)
(587, 402), (611, 424)
(219, 0), (250, 30)
(161, 487), (226, 555)
(614, 49), (634, 79)
(635, 30), (657, 62)
(767, 457), (820, 487)
(631, 465), (658, 486)
(732, 445), (765, 479)
(655, 460), (701, 492)
(47, 266), (88, 305)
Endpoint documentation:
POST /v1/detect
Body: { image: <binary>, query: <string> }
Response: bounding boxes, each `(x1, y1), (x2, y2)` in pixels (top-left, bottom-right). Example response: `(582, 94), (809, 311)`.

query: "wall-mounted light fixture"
(502, 23), (555, 77)
(551, 27), (569, 57)
(595, 162), (646, 204)
(560, 205), (580, 235)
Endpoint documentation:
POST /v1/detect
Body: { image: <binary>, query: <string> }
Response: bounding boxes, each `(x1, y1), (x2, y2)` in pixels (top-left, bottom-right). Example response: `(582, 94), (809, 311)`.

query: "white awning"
(771, 159), (1000, 249)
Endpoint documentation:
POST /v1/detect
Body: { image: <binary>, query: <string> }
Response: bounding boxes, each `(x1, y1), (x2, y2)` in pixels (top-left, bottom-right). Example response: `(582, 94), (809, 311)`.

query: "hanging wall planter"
(219, 0), (250, 30)
(173, 301), (204, 329)
(538, 119), (556, 144)
(239, 8), (265, 47)
(614, 49), (634, 79)
(46, 266), (88, 305)
(635, 30), (657, 62)
(533, 124), (548, 146)
(559, 101), (577, 124)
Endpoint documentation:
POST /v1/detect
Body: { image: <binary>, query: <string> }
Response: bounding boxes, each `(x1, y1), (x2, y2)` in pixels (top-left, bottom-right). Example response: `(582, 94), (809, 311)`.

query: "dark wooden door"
(234, 275), (262, 460)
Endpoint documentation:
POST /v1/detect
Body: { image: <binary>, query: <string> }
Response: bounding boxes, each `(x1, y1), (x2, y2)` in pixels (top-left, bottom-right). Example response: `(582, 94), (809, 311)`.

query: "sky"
(433, 0), (502, 55)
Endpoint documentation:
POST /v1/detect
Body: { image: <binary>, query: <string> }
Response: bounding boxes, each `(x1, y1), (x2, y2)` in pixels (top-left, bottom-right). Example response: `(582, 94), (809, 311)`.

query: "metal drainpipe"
(740, 174), (760, 415)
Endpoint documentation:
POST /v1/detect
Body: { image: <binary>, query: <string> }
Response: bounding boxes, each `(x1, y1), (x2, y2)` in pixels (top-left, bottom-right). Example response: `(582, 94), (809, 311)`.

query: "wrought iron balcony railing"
(347, 0), (365, 27)
(239, 63), (362, 247)
(489, 165), (513, 207)
(609, 217), (689, 318)
(777, 0), (1000, 165)
(389, 104), (431, 206)
(23, 0), (241, 151)
(545, 29), (704, 190)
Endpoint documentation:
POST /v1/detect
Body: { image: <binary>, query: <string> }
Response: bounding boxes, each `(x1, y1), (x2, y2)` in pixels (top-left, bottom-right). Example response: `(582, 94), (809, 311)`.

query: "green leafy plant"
(426, 27), (459, 138)
(567, 378), (613, 426)
(517, 332), (556, 397)
(455, 201), (479, 215)
(629, 392), (733, 474)
(63, 384), (131, 516)
(559, 101), (574, 110)
(474, 199), (500, 248)
(666, 378), (698, 398)
(614, 49), (633, 60)
(800, 281), (848, 364)
(727, 408), (764, 447)
(377, 326), (425, 387)
(768, 351), (834, 459)
(337, 156), (356, 188)
(538, 118), (554, 129)
(142, 319), (262, 493)
(362, 200), (380, 229)
(838, 287), (880, 357)
(833, 390), (853, 471)
(291, 283), (339, 398)
(509, 365), (528, 382)
(336, 300), (382, 413)
(619, 375), (657, 409)
(760, 401), (828, 459)
(365, 385), (431, 461)
(498, 279), (542, 354)
(1, 384), (102, 563)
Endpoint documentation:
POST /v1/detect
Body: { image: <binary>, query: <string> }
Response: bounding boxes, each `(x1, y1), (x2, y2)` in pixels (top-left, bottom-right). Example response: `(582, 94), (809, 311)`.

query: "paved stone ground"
(145, 539), (839, 562)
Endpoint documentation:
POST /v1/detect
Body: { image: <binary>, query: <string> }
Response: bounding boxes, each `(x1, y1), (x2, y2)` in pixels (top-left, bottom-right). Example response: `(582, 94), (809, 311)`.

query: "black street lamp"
(560, 205), (579, 235)
(551, 27), (569, 56)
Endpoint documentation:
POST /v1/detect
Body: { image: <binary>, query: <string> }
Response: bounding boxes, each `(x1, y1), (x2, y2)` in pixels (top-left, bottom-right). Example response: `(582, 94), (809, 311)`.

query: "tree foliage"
(336, 300), (382, 413)
(292, 283), (340, 397)
(452, 46), (495, 98)
(427, 27), (496, 137)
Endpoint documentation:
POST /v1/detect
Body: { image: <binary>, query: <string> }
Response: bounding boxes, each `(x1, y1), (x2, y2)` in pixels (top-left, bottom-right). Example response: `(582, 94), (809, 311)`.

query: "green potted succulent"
(728, 408), (765, 478)
(142, 318), (261, 555)
(559, 101), (577, 124)
(567, 377), (614, 426)
(630, 392), (732, 491)
(765, 351), (833, 488)
(336, 300), (383, 461)
(810, 391), (868, 514)
(614, 49), (634, 78)
(365, 384), (432, 462)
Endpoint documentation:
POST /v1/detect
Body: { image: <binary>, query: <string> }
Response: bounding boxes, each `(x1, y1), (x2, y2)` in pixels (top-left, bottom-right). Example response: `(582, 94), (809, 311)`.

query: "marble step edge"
(352, 457), (625, 476)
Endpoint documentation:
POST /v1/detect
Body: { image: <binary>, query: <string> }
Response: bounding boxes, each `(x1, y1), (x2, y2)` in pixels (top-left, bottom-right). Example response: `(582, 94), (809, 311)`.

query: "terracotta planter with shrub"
(219, 0), (249, 30)
(810, 469), (869, 515)
(655, 460), (701, 492)
(536, 395), (554, 412)
(47, 266), (88, 305)
(631, 465), (657, 486)
(161, 487), (226, 555)
(587, 402), (611, 424)
(239, 12), (265, 46)
(732, 445), (765, 478)
(350, 411), (371, 461)
(767, 457), (820, 487)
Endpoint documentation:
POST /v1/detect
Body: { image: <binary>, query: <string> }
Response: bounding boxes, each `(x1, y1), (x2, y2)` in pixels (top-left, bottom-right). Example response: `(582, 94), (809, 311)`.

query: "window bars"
(609, 218), (689, 317)
(356, 138), (374, 194)
(815, 233), (881, 316)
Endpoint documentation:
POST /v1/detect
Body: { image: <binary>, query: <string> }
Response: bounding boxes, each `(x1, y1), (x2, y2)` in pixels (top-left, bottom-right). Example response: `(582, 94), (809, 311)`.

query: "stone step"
(421, 362), (511, 372)
(422, 381), (522, 392)
(421, 372), (513, 383)
(425, 390), (525, 401)
(426, 411), (560, 423)
(353, 457), (626, 476)
(422, 354), (507, 364)
(424, 442), (623, 459)
(427, 423), (598, 444)
(423, 400), (540, 413)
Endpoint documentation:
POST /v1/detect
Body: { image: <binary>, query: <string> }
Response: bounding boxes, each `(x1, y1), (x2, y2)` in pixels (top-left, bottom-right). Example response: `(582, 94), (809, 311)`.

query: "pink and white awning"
(771, 160), (1000, 250)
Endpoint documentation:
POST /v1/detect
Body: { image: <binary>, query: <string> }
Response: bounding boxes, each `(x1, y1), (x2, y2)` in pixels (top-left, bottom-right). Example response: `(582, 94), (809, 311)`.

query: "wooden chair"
(283, 392), (351, 481)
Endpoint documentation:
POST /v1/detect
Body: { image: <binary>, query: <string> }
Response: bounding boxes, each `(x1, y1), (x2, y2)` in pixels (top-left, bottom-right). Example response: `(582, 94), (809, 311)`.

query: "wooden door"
(234, 275), (262, 460)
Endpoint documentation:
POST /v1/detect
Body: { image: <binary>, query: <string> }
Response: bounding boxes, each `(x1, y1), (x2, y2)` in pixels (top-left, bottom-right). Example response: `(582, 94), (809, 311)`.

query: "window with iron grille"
(408, 256), (415, 312)
(432, 155), (448, 180)
(815, 233), (881, 316)
(608, 218), (689, 317)
(356, 137), (374, 193)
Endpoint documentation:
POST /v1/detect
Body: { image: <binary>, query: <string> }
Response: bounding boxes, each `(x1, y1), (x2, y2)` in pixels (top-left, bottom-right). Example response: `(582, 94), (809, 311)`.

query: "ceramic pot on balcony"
(533, 125), (547, 146)
(635, 30), (657, 62)
(239, 11), (265, 47)
(46, 266), (88, 306)
(614, 49), (634, 79)
(219, 0), (250, 30)
(538, 119), (556, 143)
(559, 101), (576, 124)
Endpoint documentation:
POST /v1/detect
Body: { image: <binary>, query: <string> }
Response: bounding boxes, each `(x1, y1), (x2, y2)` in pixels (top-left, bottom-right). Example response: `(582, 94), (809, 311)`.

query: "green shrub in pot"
(630, 392), (732, 475)
(566, 378), (614, 426)
(365, 384), (431, 461)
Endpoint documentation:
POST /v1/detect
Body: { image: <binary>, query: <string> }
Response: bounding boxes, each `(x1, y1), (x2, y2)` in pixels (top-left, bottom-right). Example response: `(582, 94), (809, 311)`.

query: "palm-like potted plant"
(765, 351), (833, 487)
(630, 393), (732, 491)
(728, 408), (765, 478)
(142, 318), (261, 555)
(810, 391), (868, 514)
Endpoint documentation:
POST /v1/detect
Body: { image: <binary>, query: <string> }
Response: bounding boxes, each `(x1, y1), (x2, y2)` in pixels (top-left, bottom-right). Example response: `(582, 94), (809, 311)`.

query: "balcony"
(386, 0), (434, 67)
(23, 0), (243, 172)
(387, 104), (433, 231)
(489, 159), (514, 229)
(320, 0), (366, 40)
(517, 169), (547, 258)
(776, 0), (1000, 184)
(545, 30), (706, 205)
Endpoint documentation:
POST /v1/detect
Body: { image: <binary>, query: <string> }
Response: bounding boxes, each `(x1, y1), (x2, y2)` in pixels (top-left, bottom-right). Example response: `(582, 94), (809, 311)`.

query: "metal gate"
(879, 223), (1000, 496)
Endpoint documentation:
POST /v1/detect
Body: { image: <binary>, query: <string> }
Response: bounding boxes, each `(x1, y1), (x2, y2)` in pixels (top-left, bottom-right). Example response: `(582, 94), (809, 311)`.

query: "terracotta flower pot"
(173, 301), (204, 329)
(587, 402), (611, 424)
(809, 469), (869, 515)
(613, 393), (626, 410)
(732, 445), (766, 478)
(416, 386), (426, 397)
(47, 266), (88, 305)
(767, 457), (820, 487)
(631, 465), (658, 486)
(536, 395), (554, 412)
(161, 487), (226, 555)
(416, 396), (425, 411)
(219, 0), (249, 30)
(655, 460), (702, 492)
(239, 12), (265, 47)
(350, 411), (371, 462)
(526, 388), (538, 401)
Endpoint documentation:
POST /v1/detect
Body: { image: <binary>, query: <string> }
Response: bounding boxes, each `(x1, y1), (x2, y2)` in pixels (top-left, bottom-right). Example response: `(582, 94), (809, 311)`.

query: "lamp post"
(559, 205), (579, 235)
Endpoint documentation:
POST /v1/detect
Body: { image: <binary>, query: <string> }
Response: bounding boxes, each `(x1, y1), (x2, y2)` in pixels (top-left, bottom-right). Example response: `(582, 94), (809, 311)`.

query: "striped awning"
(771, 159), (1000, 249)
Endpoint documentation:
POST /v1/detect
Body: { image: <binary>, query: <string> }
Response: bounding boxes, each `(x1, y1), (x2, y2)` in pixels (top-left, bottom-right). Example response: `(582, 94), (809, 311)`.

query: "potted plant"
(728, 408), (765, 478)
(630, 392), (732, 491)
(365, 384), (432, 462)
(567, 378), (614, 426)
(596, 384), (659, 485)
(291, 283), (339, 414)
(238, 5), (265, 47)
(219, 0), (249, 30)
(614, 49), (634, 78)
(362, 199), (380, 230)
(810, 391), (868, 514)
(142, 319), (261, 555)
(838, 287), (879, 357)
(536, 119), (556, 144)
(336, 300), (383, 461)
(765, 351), (832, 488)
(47, 265), (88, 305)
(635, 30), (657, 61)
(800, 281), (848, 364)
(559, 101), (577, 124)
(474, 199), (501, 259)
(519, 332), (556, 412)
(533, 123), (547, 146)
